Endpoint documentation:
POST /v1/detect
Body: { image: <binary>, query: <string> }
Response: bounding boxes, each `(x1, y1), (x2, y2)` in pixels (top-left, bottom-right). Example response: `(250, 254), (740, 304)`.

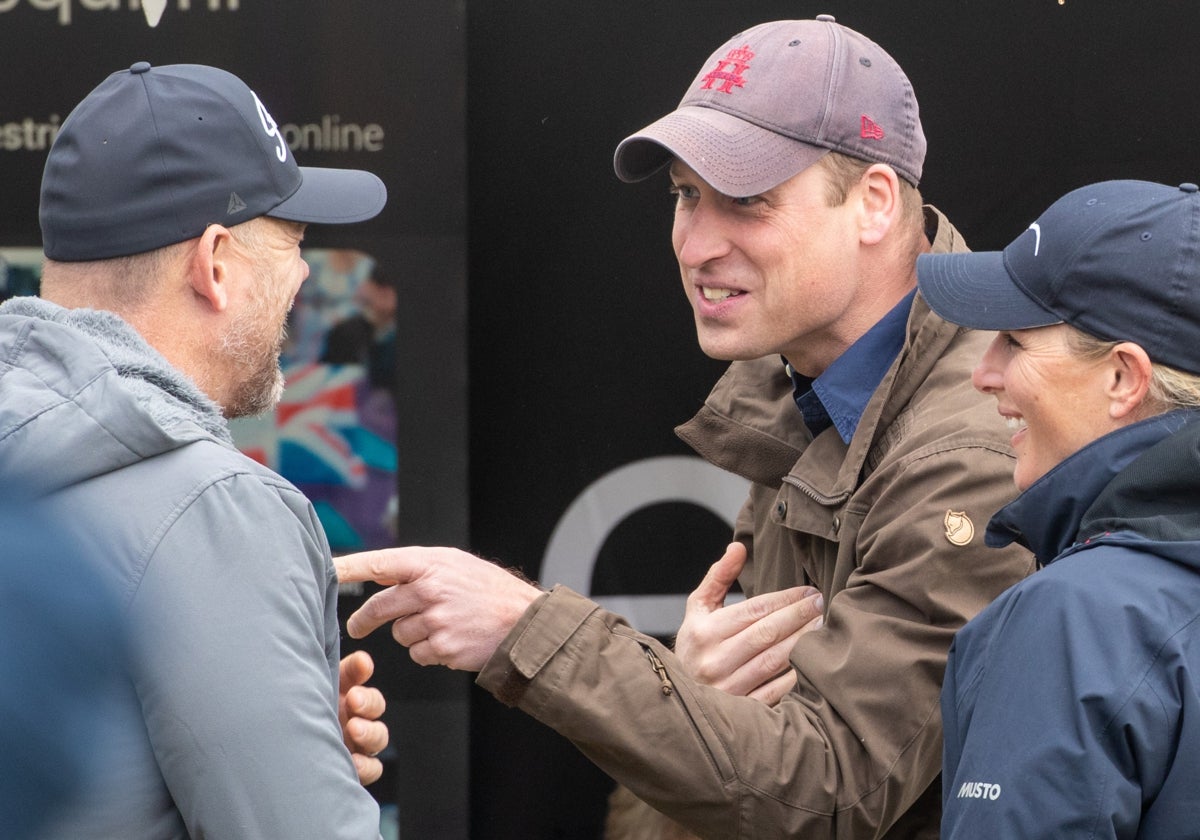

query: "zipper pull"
(643, 646), (674, 696)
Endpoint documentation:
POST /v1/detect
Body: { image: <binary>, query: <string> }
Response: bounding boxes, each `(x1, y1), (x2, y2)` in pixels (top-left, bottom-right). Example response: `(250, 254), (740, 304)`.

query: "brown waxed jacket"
(477, 207), (1035, 839)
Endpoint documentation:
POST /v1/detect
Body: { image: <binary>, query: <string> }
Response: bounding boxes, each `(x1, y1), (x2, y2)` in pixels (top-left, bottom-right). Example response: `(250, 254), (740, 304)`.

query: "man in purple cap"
(337, 17), (1032, 838)
(0, 62), (388, 837)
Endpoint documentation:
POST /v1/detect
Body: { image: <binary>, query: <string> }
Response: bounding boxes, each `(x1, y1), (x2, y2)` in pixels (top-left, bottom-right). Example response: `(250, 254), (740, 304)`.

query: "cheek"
(1019, 373), (1091, 459)
(1008, 359), (1050, 402)
(671, 224), (687, 262)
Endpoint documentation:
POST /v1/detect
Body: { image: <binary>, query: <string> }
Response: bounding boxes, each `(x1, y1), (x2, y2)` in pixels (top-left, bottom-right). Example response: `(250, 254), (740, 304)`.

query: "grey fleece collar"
(1, 297), (232, 444)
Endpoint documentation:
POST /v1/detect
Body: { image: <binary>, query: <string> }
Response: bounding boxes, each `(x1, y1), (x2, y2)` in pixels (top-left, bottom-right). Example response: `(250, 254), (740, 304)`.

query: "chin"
(1013, 467), (1043, 493)
(225, 368), (286, 420)
(696, 338), (761, 362)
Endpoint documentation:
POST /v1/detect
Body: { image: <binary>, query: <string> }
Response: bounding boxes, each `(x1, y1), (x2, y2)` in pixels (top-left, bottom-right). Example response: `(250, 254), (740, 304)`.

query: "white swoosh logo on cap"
(1029, 222), (1041, 257)
(142, 0), (167, 26)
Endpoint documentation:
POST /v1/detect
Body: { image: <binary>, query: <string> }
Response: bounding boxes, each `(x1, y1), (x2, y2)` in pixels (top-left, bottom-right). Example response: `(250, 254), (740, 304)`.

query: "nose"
(673, 198), (732, 269)
(972, 334), (1006, 394)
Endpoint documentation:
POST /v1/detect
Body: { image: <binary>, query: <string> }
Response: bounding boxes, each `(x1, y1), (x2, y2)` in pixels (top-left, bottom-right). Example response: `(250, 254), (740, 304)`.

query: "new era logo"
(861, 115), (885, 140)
(227, 192), (247, 215)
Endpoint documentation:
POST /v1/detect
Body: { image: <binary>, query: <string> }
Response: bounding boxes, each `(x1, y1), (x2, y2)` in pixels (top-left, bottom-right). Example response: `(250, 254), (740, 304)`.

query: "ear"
(1106, 342), (1154, 420)
(188, 224), (236, 314)
(857, 163), (901, 246)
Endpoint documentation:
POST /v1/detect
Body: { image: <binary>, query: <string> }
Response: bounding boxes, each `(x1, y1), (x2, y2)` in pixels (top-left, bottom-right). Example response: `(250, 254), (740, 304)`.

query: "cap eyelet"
(860, 58), (872, 67)
(1141, 232), (1153, 241)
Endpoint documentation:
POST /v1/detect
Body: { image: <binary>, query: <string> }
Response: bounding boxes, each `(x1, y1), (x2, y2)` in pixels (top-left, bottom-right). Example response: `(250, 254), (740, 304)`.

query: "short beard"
(219, 307), (287, 419)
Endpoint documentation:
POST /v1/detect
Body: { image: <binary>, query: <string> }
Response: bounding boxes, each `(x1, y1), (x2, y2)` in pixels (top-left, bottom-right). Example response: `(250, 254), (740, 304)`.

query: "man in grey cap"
(338, 17), (1032, 838)
(0, 62), (388, 837)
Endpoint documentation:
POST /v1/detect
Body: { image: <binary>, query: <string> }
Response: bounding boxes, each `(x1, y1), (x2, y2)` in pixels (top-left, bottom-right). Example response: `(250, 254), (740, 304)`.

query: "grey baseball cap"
(40, 62), (387, 261)
(613, 15), (926, 196)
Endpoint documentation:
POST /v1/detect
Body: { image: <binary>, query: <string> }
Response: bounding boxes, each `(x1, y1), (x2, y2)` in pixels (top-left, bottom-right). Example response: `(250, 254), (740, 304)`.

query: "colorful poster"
(230, 249), (399, 552)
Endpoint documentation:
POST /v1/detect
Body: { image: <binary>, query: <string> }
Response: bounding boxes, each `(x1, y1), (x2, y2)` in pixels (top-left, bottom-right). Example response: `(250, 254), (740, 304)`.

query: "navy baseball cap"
(917, 179), (1200, 375)
(613, 15), (926, 197)
(40, 62), (387, 261)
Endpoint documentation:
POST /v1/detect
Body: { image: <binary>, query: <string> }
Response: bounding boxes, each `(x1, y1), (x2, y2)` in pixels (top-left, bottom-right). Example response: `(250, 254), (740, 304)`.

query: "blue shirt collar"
(787, 289), (915, 443)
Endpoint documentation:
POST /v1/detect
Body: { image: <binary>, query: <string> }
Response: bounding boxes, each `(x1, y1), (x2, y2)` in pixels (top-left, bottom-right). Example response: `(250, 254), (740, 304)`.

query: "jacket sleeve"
(477, 441), (1032, 840)
(130, 471), (381, 839)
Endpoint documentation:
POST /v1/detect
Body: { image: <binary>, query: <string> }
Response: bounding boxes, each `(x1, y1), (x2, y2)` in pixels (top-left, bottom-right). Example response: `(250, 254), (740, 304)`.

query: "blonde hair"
(1066, 328), (1200, 410)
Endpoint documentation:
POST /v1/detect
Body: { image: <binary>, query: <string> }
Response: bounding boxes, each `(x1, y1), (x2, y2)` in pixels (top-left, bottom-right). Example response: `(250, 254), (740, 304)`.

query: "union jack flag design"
(231, 362), (369, 489)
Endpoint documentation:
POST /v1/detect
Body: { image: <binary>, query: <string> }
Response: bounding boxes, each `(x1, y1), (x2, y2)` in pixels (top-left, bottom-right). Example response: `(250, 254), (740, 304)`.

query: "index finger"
(335, 547), (423, 586)
(714, 585), (821, 636)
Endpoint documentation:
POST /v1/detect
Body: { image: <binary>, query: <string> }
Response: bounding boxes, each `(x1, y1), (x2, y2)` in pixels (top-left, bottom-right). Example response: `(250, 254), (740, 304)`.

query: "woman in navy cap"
(917, 180), (1200, 839)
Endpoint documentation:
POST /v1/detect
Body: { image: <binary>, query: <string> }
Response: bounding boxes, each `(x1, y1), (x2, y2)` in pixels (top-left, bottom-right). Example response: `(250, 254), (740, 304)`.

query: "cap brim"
(916, 251), (1063, 331)
(269, 166), (387, 225)
(613, 105), (827, 198)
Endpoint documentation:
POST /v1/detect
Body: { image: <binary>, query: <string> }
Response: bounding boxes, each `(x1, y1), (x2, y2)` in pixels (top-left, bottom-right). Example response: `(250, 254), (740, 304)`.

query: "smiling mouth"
(700, 286), (744, 302)
(1003, 415), (1027, 432)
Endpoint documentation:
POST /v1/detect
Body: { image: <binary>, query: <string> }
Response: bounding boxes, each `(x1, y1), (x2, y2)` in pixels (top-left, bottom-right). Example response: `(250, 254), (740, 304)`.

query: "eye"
(732, 195), (761, 207)
(669, 183), (698, 200)
(999, 331), (1022, 349)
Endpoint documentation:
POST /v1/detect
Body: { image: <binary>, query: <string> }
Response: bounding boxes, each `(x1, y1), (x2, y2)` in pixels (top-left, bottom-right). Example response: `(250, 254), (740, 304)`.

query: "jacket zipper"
(781, 475), (850, 506)
(642, 645), (674, 696)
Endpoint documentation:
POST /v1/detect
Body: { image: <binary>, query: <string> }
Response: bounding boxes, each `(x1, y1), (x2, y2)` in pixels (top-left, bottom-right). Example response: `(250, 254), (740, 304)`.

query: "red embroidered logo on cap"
(700, 45), (755, 94)
(861, 116), (885, 140)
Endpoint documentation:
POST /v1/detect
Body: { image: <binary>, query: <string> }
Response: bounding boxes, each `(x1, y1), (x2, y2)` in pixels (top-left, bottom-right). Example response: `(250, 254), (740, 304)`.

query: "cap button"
(130, 61), (152, 74)
(1180, 183), (1199, 194)
(816, 13), (837, 22)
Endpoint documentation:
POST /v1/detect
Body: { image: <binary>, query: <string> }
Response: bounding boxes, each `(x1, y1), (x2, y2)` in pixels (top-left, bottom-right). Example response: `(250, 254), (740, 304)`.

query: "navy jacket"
(941, 411), (1200, 839)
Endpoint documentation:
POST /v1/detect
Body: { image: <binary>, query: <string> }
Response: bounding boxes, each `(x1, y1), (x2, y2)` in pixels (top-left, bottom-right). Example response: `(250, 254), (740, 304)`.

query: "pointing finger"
(335, 547), (425, 586)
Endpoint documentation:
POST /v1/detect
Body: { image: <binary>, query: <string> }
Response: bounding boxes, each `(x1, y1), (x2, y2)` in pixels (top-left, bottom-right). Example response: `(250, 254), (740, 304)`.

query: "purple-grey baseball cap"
(917, 180), (1200, 375)
(613, 15), (926, 197)
(40, 62), (387, 261)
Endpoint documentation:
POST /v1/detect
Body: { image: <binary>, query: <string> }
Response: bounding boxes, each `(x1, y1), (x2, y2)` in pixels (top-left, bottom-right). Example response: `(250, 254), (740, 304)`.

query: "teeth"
(701, 287), (738, 301)
(1004, 416), (1026, 430)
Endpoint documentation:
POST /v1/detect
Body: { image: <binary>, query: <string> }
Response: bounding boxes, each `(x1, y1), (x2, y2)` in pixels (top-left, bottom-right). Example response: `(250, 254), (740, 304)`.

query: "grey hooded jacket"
(0, 297), (380, 838)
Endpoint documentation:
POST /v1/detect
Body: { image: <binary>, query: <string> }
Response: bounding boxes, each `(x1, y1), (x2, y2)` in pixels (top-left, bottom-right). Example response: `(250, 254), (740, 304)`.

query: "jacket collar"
(986, 411), (1200, 562)
(0, 297), (231, 443)
(819, 207), (969, 502)
(791, 288), (917, 444)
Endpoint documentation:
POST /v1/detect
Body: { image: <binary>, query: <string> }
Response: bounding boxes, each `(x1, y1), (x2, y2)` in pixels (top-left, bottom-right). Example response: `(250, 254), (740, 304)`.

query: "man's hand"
(338, 650), (388, 785)
(335, 547), (541, 672)
(674, 542), (824, 705)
